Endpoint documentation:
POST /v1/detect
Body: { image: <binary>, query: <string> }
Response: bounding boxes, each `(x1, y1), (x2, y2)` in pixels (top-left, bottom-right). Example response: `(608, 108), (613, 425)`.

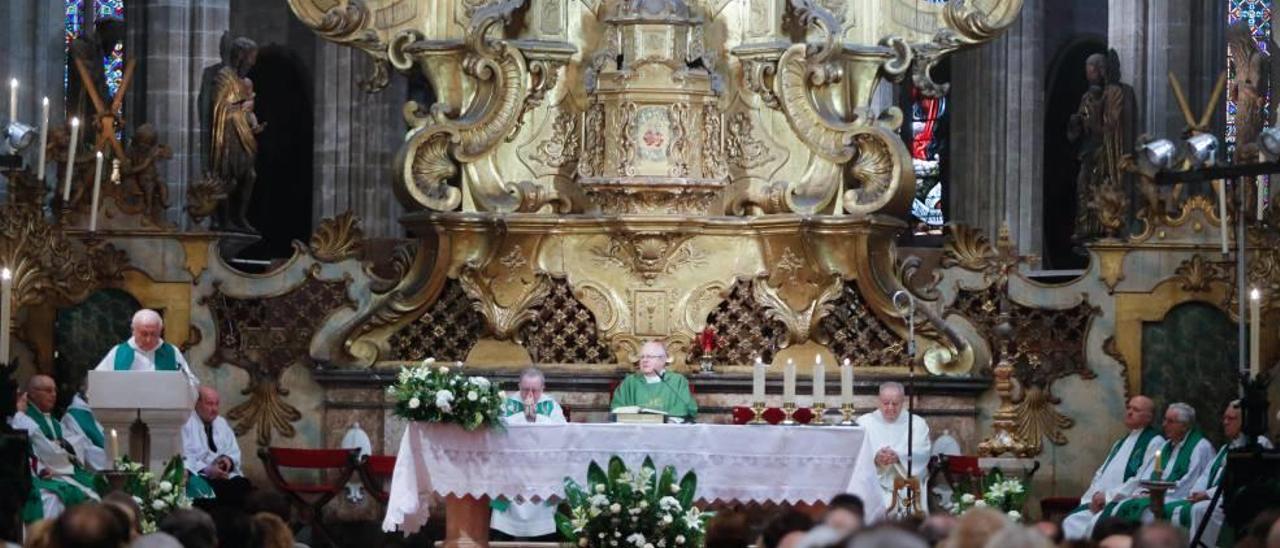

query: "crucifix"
(71, 56), (136, 162)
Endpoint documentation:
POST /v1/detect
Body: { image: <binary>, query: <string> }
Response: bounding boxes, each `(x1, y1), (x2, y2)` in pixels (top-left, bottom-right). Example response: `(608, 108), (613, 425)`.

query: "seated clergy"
(11, 375), (100, 522)
(610, 340), (697, 420)
(1164, 400), (1273, 546)
(856, 382), (930, 514)
(491, 368), (565, 541)
(1062, 395), (1164, 540)
(1090, 403), (1215, 533)
(181, 386), (250, 505)
(94, 309), (199, 393)
(60, 388), (110, 471)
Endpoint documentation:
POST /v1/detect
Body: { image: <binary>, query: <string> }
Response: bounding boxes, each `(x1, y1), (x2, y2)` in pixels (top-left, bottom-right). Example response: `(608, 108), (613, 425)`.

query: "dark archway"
(1043, 37), (1106, 270)
(54, 288), (142, 410)
(240, 44), (314, 262)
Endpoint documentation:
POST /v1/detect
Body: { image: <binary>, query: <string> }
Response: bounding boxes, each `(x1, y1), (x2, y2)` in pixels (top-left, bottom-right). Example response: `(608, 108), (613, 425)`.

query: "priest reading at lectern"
(93, 309), (199, 391)
(610, 340), (697, 420)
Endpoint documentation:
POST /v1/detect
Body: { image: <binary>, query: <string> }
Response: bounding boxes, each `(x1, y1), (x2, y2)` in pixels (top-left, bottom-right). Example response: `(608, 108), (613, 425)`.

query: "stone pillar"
(0, 0), (66, 201)
(313, 43), (406, 238)
(949, 0), (1046, 256)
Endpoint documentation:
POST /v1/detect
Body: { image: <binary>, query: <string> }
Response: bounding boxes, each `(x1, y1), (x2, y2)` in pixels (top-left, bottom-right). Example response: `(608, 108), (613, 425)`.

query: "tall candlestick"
(812, 354), (825, 405)
(63, 118), (80, 201)
(109, 428), (120, 465)
(37, 97), (48, 180)
(89, 151), (103, 231)
(7, 79), (16, 123)
(0, 268), (11, 366)
(1260, 153), (1268, 222)
(783, 358), (796, 401)
(752, 356), (766, 401)
(1251, 288), (1262, 378)
(1217, 180), (1229, 254)
(841, 358), (853, 406)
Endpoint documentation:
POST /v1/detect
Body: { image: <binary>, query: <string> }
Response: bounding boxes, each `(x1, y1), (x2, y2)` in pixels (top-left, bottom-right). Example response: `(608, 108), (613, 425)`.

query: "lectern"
(87, 371), (195, 472)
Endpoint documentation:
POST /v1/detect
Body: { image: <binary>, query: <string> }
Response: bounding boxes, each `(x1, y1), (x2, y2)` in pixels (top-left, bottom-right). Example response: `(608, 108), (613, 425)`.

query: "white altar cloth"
(383, 422), (886, 533)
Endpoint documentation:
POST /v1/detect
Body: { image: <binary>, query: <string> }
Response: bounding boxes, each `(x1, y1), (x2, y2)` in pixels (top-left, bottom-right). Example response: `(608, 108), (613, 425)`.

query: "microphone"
(656, 369), (694, 422)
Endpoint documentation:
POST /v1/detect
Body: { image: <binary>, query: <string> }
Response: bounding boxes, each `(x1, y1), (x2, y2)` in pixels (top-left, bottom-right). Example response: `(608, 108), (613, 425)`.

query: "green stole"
(113, 341), (178, 371)
(502, 398), (554, 418)
(20, 405), (102, 522)
(1165, 445), (1230, 528)
(1070, 427), (1159, 515)
(1101, 429), (1205, 522)
(65, 406), (105, 448)
(24, 405), (63, 441)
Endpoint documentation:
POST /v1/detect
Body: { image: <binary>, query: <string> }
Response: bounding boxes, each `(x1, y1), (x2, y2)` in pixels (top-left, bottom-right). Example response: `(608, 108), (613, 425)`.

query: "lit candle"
(841, 358), (853, 406)
(783, 358), (796, 401)
(812, 354), (825, 405)
(89, 151), (103, 231)
(1251, 288), (1262, 378)
(63, 118), (80, 201)
(0, 268), (11, 365)
(1259, 153), (1268, 222)
(37, 97), (48, 180)
(109, 428), (119, 466)
(7, 79), (16, 123)
(1154, 449), (1163, 477)
(752, 356), (765, 401)
(1217, 179), (1229, 255)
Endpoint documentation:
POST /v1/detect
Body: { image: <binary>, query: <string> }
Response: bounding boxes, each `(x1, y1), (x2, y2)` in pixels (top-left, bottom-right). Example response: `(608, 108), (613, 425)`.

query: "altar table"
(383, 422), (886, 541)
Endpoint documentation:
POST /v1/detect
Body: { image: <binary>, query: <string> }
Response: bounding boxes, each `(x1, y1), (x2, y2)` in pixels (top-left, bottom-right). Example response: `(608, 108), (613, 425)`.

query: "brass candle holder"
(749, 401), (767, 424)
(781, 401), (798, 425)
(810, 401), (828, 425)
(838, 402), (855, 425)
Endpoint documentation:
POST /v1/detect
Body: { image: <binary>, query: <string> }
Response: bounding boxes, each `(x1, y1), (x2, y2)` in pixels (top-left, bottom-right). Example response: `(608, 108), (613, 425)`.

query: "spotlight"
(1183, 133), (1219, 168)
(1260, 127), (1280, 160)
(1140, 139), (1178, 171)
(4, 120), (35, 151)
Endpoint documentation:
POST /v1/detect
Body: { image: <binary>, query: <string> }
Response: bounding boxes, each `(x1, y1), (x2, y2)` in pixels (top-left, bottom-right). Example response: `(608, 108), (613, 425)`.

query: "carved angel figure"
(200, 36), (264, 232)
(121, 124), (173, 225)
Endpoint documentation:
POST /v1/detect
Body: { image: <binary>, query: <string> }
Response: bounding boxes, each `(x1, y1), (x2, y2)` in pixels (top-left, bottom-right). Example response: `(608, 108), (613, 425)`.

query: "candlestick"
(63, 118), (80, 201)
(1217, 180), (1229, 255)
(0, 268), (11, 366)
(812, 354), (825, 405)
(89, 151), (103, 231)
(1154, 449), (1163, 477)
(109, 428), (120, 466)
(752, 356), (765, 401)
(841, 358), (853, 406)
(7, 79), (16, 123)
(1260, 152), (1268, 222)
(1251, 288), (1262, 378)
(783, 358), (796, 401)
(37, 97), (48, 180)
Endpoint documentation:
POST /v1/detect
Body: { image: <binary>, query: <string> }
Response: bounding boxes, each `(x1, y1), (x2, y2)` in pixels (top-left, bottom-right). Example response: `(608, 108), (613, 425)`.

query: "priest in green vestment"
(610, 341), (697, 420)
(1062, 395), (1163, 540)
(92, 309), (199, 393)
(10, 375), (101, 522)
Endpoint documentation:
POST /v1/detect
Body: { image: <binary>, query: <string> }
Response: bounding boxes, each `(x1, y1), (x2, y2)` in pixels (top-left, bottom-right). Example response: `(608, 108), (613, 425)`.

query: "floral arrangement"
(114, 455), (193, 533)
(557, 456), (712, 548)
(387, 358), (505, 430)
(947, 468), (1028, 522)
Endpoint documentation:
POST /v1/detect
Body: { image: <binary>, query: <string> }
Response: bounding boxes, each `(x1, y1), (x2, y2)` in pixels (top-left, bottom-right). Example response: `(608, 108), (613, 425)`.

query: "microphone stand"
(656, 368), (694, 423)
(892, 290), (922, 517)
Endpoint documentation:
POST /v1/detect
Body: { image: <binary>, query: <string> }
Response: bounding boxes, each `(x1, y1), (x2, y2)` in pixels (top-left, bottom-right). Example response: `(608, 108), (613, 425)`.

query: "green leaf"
(657, 465), (677, 501)
(608, 456), (627, 485)
(641, 457), (658, 497)
(587, 461), (608, 492)
(554, 512), (577, 539)
(564, 477), (587, 509)
(677, 471), (697, 509)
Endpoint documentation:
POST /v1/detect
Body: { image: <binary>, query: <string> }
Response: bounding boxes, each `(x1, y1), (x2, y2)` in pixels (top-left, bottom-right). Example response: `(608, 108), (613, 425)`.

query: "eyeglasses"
(638, 355), (666, 360)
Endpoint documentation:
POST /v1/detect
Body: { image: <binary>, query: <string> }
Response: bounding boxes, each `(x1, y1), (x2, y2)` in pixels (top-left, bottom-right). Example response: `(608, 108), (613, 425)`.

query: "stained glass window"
(909, 87), (947, 236)
(64, 0), (126, 99)
(1228, 0), (1272, 208)
(64, 0), (83, 91)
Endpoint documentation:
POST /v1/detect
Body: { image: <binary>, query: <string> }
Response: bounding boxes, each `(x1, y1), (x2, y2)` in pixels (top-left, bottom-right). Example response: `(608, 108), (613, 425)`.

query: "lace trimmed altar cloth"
(382, 422), (886, 533)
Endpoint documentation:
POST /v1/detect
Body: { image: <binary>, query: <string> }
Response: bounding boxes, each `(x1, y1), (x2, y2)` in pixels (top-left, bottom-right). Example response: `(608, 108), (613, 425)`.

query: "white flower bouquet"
(115, 455), (193, 533)
(949, 468), (1027, 522)
(557, 456), (712, 547)
(387, 358), (504, 430)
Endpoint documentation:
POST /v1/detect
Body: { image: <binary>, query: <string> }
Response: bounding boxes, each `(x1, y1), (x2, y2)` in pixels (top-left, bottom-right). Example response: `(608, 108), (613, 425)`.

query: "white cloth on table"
(1063, 429), (1164, 541)
(383, 422), (885, 534)
(93, 337), (200, 396)
(61, 394), (110, 472)
(856, 410), (930, 514)
(491, 395), (566, 538)
(181, 413), (243, 478)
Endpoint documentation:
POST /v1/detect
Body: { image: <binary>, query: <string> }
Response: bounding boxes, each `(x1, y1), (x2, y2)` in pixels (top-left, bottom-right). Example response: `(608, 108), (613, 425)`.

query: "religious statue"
(199, 35), (265, 233)
(120, 124), (173, 226)
(1067, 50), (1136, 241)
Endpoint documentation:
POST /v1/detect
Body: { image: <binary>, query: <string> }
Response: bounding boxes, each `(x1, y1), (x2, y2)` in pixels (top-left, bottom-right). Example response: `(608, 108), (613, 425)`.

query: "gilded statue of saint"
(1067, 51), (1136, 240)
(200, 36), (264, 232)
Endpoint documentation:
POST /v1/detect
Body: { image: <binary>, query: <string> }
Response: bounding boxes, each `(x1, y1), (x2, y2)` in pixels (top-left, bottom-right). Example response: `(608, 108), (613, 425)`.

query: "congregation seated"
(11, 375), (101, 523)
(610, 340), (697, 420)
(490, 367), (565, 541)
(181, 386), (251, 506)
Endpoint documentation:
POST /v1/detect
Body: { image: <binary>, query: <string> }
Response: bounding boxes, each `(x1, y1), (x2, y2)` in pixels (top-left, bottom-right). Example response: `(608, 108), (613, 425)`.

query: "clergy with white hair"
(491, 368), (566, 541)
(1062, 395), (1163, 540)
(856, 381), (930, 514)
(12, 375), (101, 522)
(61, 389), (111, 471)
(93, 309), (199, 391)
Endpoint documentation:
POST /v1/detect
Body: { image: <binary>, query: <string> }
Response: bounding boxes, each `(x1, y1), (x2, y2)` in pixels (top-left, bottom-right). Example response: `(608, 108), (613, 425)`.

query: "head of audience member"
(919, 514), (958, 546)
(195, 387), (220, 424)
(51, 503), (131, 548)
(131, 309), (164, 353)
(1267, 515), (1280, 548)
(850, 525), (929, 548)
(1123, 395), (1156, 430)
(26, 375), (57, 414)
(1033, 519), (1063, 544)
(1162, 402), (1195, 443)
(1092, 517), (1139, 547)
(759, 510), (814, 548)
(245, 490), (292, 523)
(822, 493), (865, 535)
(24, 518), (55, 548)
(637, 341), (669, 377)
(705, 512), (752, 548)
(158, 508), (217, 548)
(1223, 400), (1243, 441)
(940, 508), (1009, 548)
(129, 532), (183, 548)
(1132, 522), (1185, 548)
(793, 525), (847, 548)
(1244, 509), (1280, 548)
(249, 512), (294, 548)
(878, 382), (906, 422)
(983, 525), (1055, 548)
(103, 490), (143, 539)
(518, 368), (546, 404)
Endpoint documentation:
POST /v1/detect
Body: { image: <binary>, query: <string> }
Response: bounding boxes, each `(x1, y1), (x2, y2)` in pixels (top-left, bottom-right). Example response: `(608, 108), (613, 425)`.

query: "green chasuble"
(1101, 429), (1206, 523)
(610, 372), (697, 418)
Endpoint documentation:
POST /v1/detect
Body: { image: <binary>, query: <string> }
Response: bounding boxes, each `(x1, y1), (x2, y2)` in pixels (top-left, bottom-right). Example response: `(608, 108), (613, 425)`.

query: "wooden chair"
(258, 446), (360, 547)
(356, 454), (397, 504)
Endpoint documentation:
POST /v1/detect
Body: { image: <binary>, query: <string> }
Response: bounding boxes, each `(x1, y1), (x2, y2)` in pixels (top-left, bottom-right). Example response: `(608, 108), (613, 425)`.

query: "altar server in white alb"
(1062, 395), (1164, 540)
(61, 387), (111, 471)
(93, 309), (199, 392)
(12, 375), (100, 521)
(856, 381), (930, 514)
(182, 386), (250, 504)
(491, 368), (566, 541)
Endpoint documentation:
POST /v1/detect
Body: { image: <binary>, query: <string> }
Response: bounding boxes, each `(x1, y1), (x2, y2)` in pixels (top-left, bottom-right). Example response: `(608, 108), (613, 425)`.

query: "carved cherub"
(121, 124), (173, 224)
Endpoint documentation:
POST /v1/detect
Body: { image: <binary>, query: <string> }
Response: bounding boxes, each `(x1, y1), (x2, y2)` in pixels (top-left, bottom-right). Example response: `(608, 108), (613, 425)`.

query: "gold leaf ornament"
(309, 211), (365, 263)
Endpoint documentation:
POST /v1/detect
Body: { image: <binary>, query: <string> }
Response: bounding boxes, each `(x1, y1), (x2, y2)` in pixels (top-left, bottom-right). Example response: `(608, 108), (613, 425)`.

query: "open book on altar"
(611, 406), (673, 424)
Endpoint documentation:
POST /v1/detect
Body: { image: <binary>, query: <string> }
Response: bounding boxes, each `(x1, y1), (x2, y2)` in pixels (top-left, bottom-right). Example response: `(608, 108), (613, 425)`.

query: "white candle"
(37, 97), (48, 180)
(812, 354), (825, 405)
(841, 358), (853, 405)
(7, 79), (16, 123)
(0, 268), (11, 366)
(1218, 180), (1229, 255)
(89, 151), (103, 231)
(1251, 288), (1262, 378)
(109, 428), (119, 465)
(1260, 178), (1268, 222)
(783, 358), (796, 400)
(752, 356), (765, 401)
(63, 118), (80, 201)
